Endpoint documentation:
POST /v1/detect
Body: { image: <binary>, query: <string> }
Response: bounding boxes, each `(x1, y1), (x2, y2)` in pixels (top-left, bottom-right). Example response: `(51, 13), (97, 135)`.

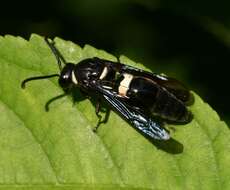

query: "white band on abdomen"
(118, 73), (133, 96)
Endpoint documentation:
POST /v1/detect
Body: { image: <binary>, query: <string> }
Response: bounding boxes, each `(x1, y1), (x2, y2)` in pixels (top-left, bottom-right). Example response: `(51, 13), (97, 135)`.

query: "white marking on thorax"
(71, 71), (78, 85)
(99, 67), (108, 79)
(118, 73), (133, 96)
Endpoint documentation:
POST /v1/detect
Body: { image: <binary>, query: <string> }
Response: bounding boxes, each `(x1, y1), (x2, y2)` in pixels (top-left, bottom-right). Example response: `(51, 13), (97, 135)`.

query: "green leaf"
(0, 34), (229, 190)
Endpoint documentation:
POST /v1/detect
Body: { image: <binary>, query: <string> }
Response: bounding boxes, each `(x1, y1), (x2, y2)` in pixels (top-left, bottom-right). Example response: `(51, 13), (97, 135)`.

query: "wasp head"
(59, 63), (77, 92)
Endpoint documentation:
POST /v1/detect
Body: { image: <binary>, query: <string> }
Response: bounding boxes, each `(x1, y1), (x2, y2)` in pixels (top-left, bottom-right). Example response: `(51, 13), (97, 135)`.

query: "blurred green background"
(1, 0), (229, 125)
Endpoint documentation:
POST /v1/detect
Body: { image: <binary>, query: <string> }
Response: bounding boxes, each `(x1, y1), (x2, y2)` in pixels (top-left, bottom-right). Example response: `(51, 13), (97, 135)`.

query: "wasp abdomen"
(151, 89), (191, 123)
(127, 77), (191, 123)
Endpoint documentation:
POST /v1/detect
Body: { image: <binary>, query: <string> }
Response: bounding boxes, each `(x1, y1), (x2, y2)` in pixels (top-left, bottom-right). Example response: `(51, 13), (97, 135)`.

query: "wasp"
(21, 38), (193, 141)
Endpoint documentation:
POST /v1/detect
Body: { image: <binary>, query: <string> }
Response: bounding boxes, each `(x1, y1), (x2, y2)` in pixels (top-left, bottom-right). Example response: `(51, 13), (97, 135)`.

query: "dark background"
(1, 0), (229, 125)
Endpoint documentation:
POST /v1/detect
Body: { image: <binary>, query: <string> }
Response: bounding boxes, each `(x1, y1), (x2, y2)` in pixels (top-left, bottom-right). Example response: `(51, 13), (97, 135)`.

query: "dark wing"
(95, 57), (191, 104)
(93, 83), (170, 140)
(120, 64), (191, 104)
(147, 75), (192, 104)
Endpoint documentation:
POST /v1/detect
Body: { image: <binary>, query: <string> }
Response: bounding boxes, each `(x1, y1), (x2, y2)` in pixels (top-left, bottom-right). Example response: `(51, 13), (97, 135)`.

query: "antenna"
(20, 37), (67, 89)
(21, 74), (60, 89)
(44, 37), (67, 71)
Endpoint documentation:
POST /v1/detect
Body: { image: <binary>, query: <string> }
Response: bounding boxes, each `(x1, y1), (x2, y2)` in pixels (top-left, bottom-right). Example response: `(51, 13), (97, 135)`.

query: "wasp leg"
(45, 93), (67, 111)
(93, 101), (103, 132)
(93, 100), (110, 132)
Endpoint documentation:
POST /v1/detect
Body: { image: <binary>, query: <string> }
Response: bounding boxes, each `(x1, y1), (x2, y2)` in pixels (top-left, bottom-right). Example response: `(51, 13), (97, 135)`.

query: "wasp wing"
(147, 75), (192, 104)
(95, 57), (191, 104)
(119, 64), (191, 104)
(94, 84), (170, 140)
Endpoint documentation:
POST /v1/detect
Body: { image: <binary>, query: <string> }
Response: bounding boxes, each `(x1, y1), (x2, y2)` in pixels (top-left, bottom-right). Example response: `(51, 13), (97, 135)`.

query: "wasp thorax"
(59, 63), (76, 90)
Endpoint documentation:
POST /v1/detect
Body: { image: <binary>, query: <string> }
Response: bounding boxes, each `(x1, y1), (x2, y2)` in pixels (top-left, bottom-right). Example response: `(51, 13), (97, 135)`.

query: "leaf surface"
(0, 34), (229, 190)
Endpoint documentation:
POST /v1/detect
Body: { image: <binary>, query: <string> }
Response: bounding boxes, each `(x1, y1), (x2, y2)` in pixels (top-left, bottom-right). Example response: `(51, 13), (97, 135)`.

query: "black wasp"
(21, 38), (193, 141)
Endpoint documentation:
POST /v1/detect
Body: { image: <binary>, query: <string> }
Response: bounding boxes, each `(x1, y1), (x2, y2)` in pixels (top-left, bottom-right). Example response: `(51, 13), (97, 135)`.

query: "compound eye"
(59, 74), (71, 89)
